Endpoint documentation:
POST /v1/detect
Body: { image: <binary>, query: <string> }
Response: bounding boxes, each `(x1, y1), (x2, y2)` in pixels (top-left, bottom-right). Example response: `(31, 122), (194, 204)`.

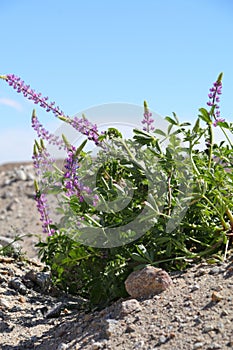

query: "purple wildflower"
(3, 74), (101, 144)
(213, 118), (225, 127)
(63, 146), (87, 199)
(142, 101), (154, 132)
(34, 190), (54, 235)
(68, 115), (100, 145)
(32, 110), (65, 150)
(207, 78), (222, 114)
(5, 74), (66, 118)
(32, 139), (55, 177)
(63, 146), (99, 206)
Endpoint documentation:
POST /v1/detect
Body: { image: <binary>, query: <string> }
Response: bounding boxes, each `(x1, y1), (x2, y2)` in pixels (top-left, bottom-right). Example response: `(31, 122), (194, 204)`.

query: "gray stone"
(120, 299), (141, 316)
(193, 342), (204, 349)
(209, 266), (221, 275)
(45, 302), (63, 318)
(105, 318), (119, 336)
(125, 266), (172, 299)
(159, 335), (167, 344)
(56, 344), (69, 350)
(91, 341), (105, 349)
(0, 298), (11, 309)
(9, 278), (27, 295)
(24, 270), (51, 291)
(15, 169), (27, 181)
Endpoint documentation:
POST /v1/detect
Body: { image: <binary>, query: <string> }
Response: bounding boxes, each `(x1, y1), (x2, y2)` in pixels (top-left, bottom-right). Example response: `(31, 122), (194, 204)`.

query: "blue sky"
(0, 0), (233, 164)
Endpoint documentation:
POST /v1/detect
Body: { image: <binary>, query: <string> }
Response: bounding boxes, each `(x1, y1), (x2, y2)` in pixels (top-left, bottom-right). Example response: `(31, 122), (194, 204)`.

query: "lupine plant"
(0, 72), (232, 308)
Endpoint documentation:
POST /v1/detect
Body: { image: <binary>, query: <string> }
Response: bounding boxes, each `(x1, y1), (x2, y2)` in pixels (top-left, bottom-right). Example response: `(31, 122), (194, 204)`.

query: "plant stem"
(225, 207), (233, 229)
(202, 195), (228, 230)
(220, 127), (233, 149)
(208, 123), (213, 170)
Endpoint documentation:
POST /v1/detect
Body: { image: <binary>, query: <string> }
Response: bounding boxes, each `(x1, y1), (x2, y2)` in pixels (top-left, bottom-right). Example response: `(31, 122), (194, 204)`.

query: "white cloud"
(0, 97), (23, 111)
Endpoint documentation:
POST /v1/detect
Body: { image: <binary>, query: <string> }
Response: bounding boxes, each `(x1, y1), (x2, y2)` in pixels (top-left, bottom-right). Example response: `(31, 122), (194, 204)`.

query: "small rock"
(24, 270), (51, 291)
(45, 302), (63, 318)
(0, 298), (11, 309)
(0, 321), (12, 332)
(56, 343), (69, 350)
(125, 266), (172, 298)
(125, 325), (136, 333)
(120, 299), (141, 316)
(9, 278), (27, 295)
(15, 169), (27, 181)
(211, 291), (223, 302)
(105, 318), (119, 336)
(220, 309), (228, 316)
(193, 342), (204, 349)
(207, 343), (222, 349)
(18, 295), (26, 303)
(133, 340), (145, 349)
(159, 335), (167, 344)
(209, 266), (221, 275)
(203, 325), (214, 333)
(190, 284), (200, 292)
(91, 341), (105, 349)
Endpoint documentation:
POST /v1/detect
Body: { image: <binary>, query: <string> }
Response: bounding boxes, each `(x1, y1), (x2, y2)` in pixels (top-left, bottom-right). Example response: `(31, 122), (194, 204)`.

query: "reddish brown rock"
(125, 266), (173, 298)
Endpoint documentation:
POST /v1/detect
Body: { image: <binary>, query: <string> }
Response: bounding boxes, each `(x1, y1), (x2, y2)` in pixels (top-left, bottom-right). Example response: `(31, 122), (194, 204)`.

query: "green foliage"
(36, 77), (233, 309)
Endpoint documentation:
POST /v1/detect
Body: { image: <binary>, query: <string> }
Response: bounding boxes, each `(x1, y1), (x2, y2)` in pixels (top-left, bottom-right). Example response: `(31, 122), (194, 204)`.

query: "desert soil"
(0, 161), (233, 350)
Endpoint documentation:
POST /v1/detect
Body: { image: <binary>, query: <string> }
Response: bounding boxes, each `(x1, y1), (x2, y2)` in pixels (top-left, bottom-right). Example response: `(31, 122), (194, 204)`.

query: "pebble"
(105, 318), (118, 336)
(203, 324), (214, 333)
(24, 270), (51, 291)
(15, 169), (27, 181)
(9, 278), (27, 295)
(190, 283), (200, 292)
(0, 297), (11, 309)
(91, 341), (105, 349)
(211, 291), (223, 302)
(120, 299), (141, 316)
(193, 342), (204, 349)
(45, 302), (63, 318)
(207, 343), (222, 349)
(209, 266), (222, 275)
(133, 340), (145, 349)
(56, 343), (69, 350)
(159, 335), (167, 344)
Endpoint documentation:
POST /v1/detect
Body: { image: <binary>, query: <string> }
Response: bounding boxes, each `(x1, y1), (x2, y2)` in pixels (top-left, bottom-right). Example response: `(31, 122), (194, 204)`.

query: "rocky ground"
(0, 162), (233, 350)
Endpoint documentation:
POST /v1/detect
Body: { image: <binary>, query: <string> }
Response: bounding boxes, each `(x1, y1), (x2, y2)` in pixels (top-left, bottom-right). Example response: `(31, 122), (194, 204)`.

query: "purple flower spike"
(31, 110), (66, 150)
(207, 75), (222, 118)
(142, 101), (154, 132)
(4, 74), (101, 145)
(34, 190), (54, 235)
(5, 74), (66, 119)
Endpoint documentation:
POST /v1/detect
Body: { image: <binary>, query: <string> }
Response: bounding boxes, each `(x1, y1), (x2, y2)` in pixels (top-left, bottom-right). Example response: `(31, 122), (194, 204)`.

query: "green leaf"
(154, 129), (166, 137)
(165, 116), (178, 125)
(131, 253), (148, 262)
(193, 118), (200, 133)
(75, 139), (88, 157)
(216, 121), (229, 129)
(198, 108), (211, 123)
